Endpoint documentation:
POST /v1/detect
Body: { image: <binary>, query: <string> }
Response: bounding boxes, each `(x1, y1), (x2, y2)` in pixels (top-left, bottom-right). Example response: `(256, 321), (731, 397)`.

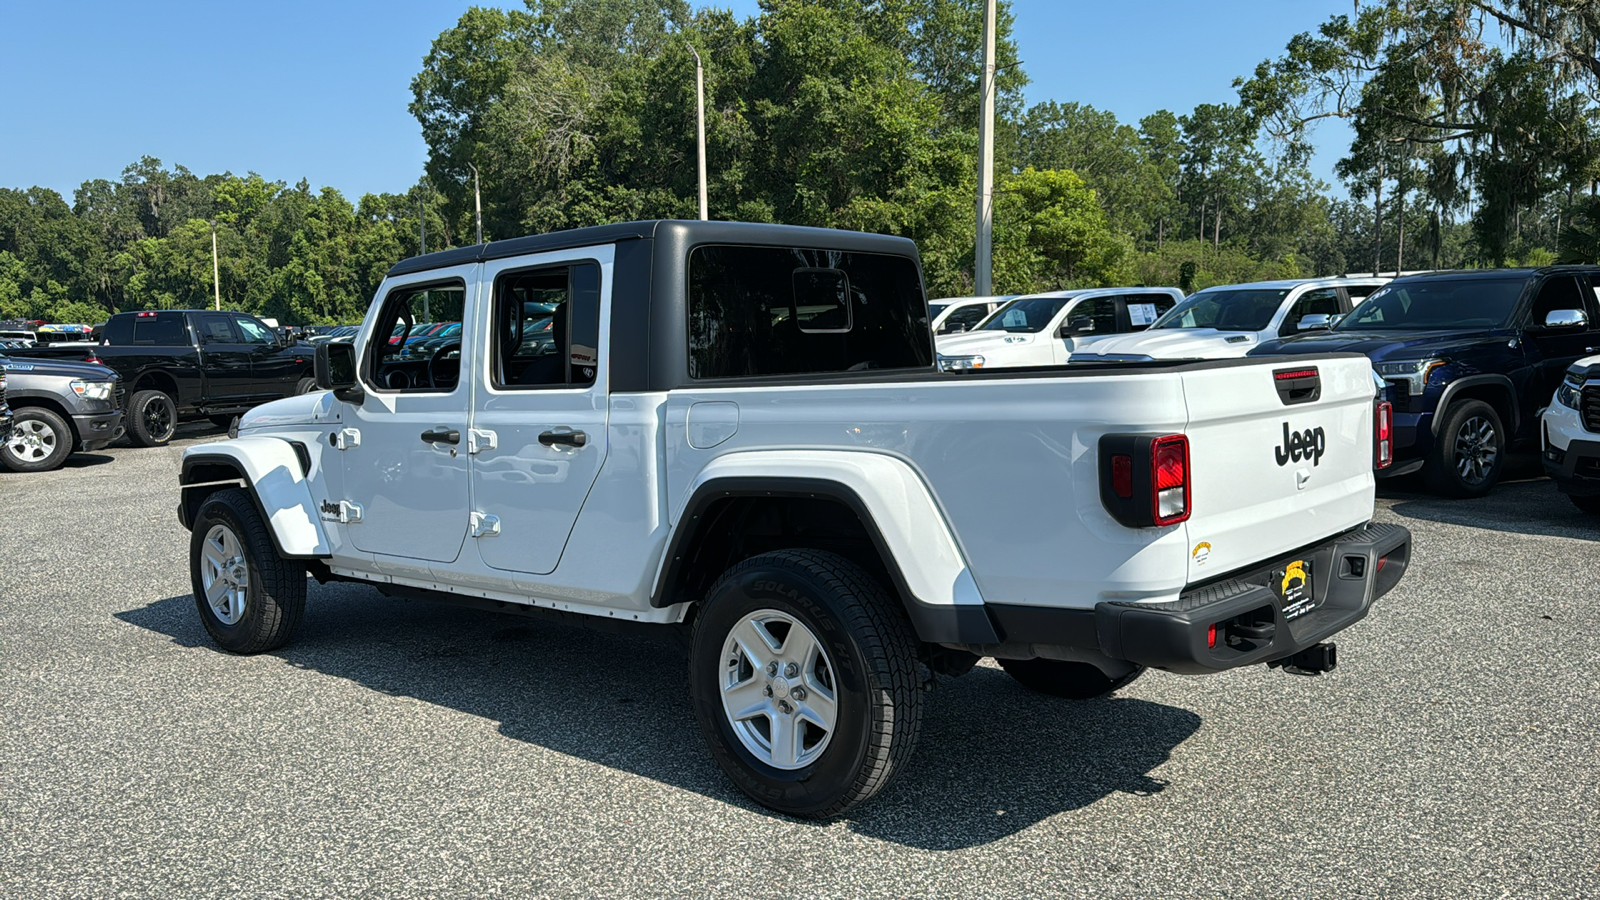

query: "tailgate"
(1180, 355), (1376, 584)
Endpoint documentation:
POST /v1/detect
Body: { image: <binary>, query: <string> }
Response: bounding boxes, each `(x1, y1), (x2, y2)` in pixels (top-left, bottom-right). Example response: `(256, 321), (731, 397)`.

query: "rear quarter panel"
(667, 373), (1196, 610)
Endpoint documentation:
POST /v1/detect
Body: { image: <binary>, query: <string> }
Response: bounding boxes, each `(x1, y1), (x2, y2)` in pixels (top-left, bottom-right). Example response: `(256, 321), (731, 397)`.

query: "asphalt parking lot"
(3, 430), (1598, 899)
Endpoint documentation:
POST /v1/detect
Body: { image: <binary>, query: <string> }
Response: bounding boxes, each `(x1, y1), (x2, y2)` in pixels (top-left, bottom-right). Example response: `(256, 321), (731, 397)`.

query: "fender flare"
(179, 437), (330, 558)
(1432, 374), (1520, 435)
(651, 450), (999, 644)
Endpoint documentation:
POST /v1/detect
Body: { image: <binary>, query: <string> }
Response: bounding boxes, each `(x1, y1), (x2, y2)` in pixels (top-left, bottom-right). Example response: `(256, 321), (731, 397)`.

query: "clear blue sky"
(0, 0), (1354, 201)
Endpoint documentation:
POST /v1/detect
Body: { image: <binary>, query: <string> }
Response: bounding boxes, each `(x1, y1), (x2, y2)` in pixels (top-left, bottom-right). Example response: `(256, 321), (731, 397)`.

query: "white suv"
(1070, 277), (1390, 363)
(936, 287), (1183, 370)
(929, 296), (1012, 335)
(1542, 354), (1600, 513)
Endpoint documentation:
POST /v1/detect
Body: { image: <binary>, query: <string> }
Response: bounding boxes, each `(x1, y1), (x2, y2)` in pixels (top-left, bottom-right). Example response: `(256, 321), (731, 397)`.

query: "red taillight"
(1375, 401), (1393, 470)
(136, 311), (157, 318)
(1207, 623), (1217, 649)
(1274, 368), (1319, 381)
(1375, 554), (1387, 574)
(1111, 454), (1133, 498)
(1150, 434), (1190, 525)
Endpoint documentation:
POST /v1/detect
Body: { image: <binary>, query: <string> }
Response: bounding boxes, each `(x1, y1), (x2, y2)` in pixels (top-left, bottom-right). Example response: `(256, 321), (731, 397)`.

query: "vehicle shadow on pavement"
(60, 452), (114, 469)
(1380, 476), (1598, 542)
(118, 584), (1200, 849)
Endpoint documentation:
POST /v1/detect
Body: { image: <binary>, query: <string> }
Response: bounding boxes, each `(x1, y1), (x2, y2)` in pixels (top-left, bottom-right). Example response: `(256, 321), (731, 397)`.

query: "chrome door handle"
(538, 429), (587, 447)
(420, 428), (460, 445)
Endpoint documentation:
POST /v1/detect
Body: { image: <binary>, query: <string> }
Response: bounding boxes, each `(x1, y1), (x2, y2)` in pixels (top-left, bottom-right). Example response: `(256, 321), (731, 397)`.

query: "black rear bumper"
(984, 522), (1413, 675)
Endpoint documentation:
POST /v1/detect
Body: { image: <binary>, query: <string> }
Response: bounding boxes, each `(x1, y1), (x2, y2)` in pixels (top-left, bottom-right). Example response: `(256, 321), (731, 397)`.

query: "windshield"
(980, 296), (1072, 333)
(1152, 288), (1290, 332)
(1338, 277), (1524, 331)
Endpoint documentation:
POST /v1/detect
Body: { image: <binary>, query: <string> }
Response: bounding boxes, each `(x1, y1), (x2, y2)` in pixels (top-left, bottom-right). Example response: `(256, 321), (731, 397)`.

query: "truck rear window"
(687, 246), (932, 378)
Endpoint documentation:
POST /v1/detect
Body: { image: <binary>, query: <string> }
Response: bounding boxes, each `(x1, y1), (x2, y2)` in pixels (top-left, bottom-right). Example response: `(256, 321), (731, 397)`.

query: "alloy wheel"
(5, 419), (56, 463)
(144, 401), (173, 441)
(1452, 414), (1498, 485)
(199, 524), (249, 625)
(719, 610), (839, 770)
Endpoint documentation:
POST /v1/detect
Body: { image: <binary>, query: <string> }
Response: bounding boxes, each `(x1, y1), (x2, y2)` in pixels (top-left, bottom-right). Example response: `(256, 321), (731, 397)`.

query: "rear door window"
(490, 262), (602, 389)
(1125, 293), (1176, 331)
(122, 312), (188, 345)
(195, 314), (238, 344)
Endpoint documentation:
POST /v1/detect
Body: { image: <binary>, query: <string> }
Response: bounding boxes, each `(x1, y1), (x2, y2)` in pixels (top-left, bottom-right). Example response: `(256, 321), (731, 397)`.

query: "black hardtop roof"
(107, 309), (249, 316)
(1387, 265), (1600, 283)
(385, 219), (920, 278)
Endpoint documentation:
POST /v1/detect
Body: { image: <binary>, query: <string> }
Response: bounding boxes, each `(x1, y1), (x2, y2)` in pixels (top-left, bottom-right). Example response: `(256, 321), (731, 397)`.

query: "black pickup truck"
(7, 310), (316, 446)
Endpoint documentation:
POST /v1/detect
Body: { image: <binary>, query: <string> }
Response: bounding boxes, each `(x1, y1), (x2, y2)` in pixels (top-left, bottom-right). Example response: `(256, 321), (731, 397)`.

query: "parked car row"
(930, 265), (1600, 506)
(0, 310), (473, 473)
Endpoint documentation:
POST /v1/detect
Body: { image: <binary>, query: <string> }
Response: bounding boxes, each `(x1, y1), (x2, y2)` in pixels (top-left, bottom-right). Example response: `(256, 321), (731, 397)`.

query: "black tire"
(689, 549), (923, 818)
(997, 657), (1145, 699)
(1570, 493), (1600, 515)
(1424, 399), (1505, 498)
(189, 488), (306, 654)
(295, 376), (317, 395)
(0, 406), (73, 473)
(127, 389), (177, 447)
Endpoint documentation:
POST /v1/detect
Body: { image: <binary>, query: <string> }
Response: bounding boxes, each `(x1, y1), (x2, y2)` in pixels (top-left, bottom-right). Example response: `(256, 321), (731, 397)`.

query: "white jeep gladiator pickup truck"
(178, 220), (1412, 816)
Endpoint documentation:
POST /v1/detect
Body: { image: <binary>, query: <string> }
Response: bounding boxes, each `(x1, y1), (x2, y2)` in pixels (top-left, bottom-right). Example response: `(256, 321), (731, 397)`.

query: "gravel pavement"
(3, 429), (1598, 898)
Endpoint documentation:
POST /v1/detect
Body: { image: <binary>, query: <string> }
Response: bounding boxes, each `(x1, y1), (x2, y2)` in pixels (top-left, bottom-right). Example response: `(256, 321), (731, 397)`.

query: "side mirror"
(1060, 317), (1094, 337)
(315, 341), (363, 403)
(1297, 313), (1333, 331)
(1544, 309), (1588, 329)
(1330, 314), (1346, 327)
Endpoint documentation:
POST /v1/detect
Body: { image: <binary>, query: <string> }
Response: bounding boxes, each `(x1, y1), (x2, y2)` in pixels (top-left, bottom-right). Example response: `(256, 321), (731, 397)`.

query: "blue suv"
(1253, 267), (1600, 496)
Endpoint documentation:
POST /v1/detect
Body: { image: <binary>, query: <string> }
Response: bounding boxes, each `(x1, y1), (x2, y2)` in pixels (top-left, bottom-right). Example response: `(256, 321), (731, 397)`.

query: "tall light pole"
(210, 219), (221, 311)
(688, 44), (708, 221)
(467, 163), (484, 244)
(974, 0), (997, 296)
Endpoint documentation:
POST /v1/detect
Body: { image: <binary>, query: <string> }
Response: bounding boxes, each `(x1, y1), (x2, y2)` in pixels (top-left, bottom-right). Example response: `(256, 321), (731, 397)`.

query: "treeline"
(0, 160), (445, 326)
(4, 0), (1598, 327)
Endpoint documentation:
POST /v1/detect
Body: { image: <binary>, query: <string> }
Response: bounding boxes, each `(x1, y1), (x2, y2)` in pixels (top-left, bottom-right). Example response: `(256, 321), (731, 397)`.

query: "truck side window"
(363, 281), (467, 393)
(939, 304), (990, 334)
(688, 245), (931, 378)
(491, 262), (601, 390)
(1125, 293), (1175, 331)
(1281, 288), (1340, 336)
(1063, 297), (1118, 335)
(233, 316), (275, 345)
(126, 312), (188, 345)
(195, 314), (238, 344)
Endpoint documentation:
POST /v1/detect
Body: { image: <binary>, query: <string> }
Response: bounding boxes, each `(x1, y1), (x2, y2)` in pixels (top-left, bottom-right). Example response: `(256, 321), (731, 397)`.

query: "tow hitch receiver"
(1269, 642), (1338, 676)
